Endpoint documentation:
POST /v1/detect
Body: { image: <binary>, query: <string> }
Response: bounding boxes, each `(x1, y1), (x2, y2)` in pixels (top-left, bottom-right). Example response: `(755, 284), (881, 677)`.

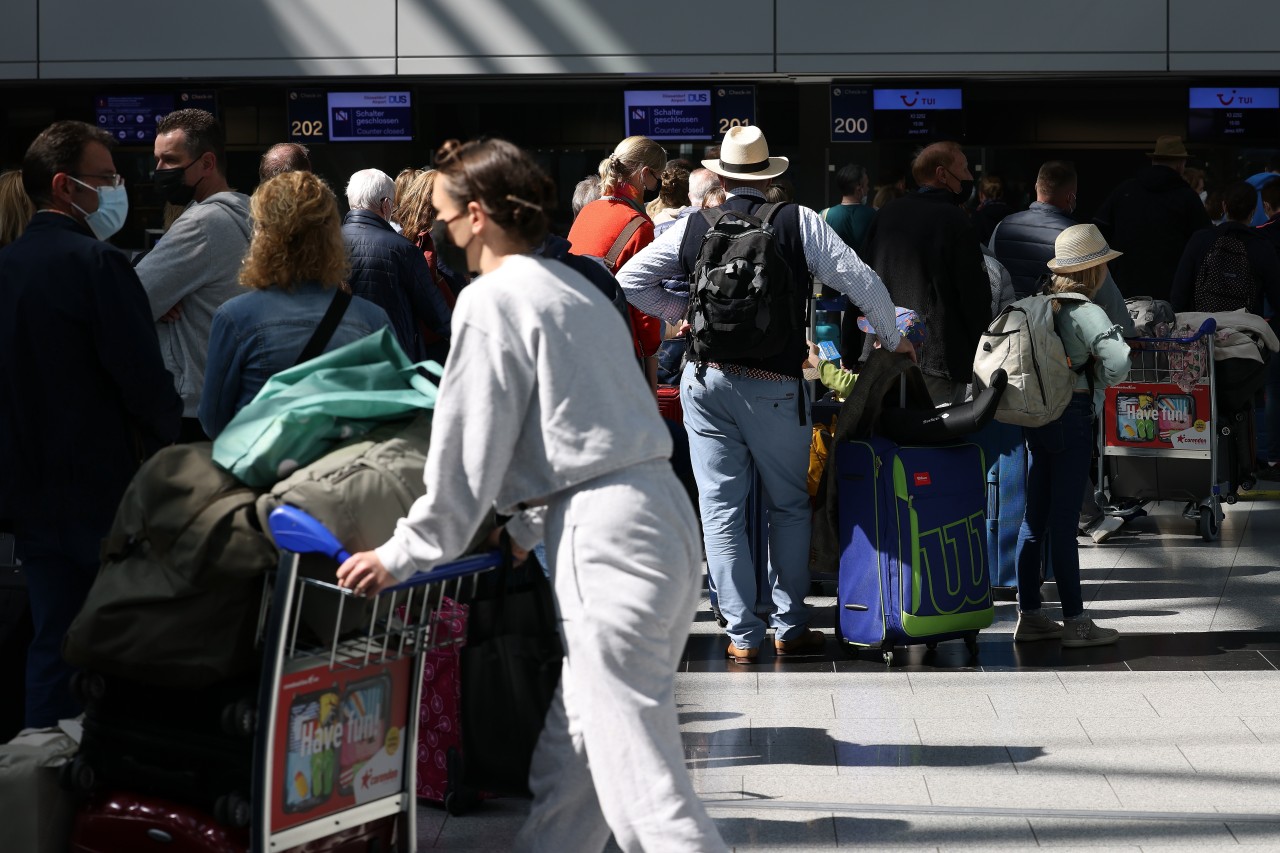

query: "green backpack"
(63, 444), (277, 687)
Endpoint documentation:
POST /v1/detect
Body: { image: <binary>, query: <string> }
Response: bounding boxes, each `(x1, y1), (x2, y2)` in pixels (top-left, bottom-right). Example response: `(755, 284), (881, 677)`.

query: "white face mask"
(69, 177), (129, 241)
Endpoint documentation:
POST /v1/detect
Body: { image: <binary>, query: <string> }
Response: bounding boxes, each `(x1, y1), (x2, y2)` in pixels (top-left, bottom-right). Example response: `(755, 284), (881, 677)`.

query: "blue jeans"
(681, 363), (811, 648)
(1016, 395), (1093, 619)
(15, 520), (103, 728)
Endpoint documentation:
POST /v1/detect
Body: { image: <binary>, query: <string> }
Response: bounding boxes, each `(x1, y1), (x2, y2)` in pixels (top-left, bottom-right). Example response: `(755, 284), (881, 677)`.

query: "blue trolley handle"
(1132, 318), (1216, 345)
(267, 504), (501, 591)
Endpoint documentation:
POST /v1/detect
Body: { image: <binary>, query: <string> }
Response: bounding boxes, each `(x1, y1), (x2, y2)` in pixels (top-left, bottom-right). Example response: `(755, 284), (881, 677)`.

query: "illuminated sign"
(830, 86), (873, 143)
(624, 90), (713, 140)
(327, 92), (413, 142)
(93, 94), (175, 144)
(872, 88), (963, 141)
(1188, 87), (1280, 141)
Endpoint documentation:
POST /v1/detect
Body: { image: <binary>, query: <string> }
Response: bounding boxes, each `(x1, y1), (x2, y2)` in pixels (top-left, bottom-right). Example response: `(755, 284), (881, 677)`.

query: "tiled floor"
(418, 496), (1280, 850)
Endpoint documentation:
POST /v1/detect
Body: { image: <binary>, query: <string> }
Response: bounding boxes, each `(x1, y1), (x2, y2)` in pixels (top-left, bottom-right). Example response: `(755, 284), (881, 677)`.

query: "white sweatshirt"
(376, 253), (670, 580)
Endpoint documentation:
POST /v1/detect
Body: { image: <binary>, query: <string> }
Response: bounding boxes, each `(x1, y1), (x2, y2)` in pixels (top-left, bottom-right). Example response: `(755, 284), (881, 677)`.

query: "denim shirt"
(1054, 299), (1130, 413)
(198, 281), (392, 437)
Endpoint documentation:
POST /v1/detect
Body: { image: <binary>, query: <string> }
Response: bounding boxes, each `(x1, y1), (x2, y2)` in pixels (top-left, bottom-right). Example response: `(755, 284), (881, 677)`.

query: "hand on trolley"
(336, 550), (395, 598)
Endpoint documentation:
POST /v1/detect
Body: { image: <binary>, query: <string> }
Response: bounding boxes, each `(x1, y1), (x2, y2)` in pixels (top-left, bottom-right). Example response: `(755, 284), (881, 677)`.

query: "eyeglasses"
(71, 173), (125, 188)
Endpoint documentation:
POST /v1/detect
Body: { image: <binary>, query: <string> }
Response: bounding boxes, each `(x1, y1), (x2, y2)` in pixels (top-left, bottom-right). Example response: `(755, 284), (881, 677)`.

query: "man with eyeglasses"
(0, 120), (181, 728)
(342, 168), (453, 365)
(135, 108), (252, 443)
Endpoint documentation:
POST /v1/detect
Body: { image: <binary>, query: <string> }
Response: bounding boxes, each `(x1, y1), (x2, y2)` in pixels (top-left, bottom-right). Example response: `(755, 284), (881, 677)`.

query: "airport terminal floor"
(416, 495), (1280, 851)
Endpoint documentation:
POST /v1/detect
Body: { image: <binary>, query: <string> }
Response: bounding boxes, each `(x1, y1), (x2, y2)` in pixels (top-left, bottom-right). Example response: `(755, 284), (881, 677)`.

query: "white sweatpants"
(513, 460), (727, 853)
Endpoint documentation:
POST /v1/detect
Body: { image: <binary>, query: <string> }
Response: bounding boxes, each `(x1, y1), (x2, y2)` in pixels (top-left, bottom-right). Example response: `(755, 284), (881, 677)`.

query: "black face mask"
(153, 161), (199, 206)
(943, 170), (974, 206)
(431, 219), (474, 279)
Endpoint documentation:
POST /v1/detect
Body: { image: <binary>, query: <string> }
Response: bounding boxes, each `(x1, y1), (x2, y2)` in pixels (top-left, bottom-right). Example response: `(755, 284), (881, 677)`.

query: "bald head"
(911, 141), (968, 190)
(259, 142), (312, 182)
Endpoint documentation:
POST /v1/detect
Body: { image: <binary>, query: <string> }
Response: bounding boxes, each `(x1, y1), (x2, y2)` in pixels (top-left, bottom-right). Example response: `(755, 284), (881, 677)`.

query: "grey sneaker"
(1014, 609), (1063, 642)
(1089, 516), (1125, 544)
(1061, 617), (1119, 648)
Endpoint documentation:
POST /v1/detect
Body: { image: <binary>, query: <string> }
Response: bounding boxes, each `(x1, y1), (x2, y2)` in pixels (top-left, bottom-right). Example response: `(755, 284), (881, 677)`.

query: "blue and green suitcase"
(836, 436), (993, 664)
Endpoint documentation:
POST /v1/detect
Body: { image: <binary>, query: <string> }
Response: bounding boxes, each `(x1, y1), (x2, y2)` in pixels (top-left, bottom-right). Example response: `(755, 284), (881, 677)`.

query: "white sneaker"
(1090, 516), (1124, 544)
(1014, 609), (1063, 642)
(1062, 617), (1119, 648)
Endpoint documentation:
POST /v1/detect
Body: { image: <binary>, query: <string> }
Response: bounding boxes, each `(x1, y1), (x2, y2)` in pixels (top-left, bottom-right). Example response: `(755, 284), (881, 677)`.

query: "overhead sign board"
(327, 92), (413, 142)
(624, 90), (713, 140)
(1188, 87), (1280, 141)
(830, 86), (873, 143)
(872, 88), (964, 140)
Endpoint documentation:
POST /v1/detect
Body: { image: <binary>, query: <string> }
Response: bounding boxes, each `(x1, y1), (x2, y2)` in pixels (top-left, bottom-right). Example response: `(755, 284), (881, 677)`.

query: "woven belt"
(703, 362), (795, 382)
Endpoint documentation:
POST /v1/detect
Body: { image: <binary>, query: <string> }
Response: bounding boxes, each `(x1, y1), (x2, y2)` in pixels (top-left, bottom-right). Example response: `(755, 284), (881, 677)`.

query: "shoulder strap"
(295, 288), (352, 366)
(758, 202), (785, 226)
(603, 215), (646, 272)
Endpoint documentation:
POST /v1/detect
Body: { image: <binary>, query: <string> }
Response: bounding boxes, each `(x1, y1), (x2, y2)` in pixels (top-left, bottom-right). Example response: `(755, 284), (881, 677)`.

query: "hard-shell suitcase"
(835, 436), (994, 664)
(68, 791), (397, 852)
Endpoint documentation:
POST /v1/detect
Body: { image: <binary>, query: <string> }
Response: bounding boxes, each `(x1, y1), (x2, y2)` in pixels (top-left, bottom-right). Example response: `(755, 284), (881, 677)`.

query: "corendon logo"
(360, 767), (399, 790)
(1172, 433), (1208, 448)
(914, 472), (932, 486)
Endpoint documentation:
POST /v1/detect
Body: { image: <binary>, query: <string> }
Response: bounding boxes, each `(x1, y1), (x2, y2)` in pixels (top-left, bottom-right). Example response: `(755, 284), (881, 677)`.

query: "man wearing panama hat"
(618, 125), (912, 663)
(1092, 135), (1211, 302)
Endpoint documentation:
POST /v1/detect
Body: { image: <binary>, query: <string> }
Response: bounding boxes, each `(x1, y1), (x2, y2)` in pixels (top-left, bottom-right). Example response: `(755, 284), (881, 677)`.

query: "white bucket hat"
(1048, 223), (1123, 273)
(702, 126), (789, 180)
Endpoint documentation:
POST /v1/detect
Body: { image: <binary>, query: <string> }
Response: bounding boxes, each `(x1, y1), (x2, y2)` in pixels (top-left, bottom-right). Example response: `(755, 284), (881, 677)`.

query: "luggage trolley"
(1096, 319), (1234, 541)
(253, 506), (499, 852)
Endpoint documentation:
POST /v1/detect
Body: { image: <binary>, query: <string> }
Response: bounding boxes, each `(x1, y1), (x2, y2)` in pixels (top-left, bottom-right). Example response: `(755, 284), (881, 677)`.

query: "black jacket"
(991, 202), (1077, 297)
(342, 210), (452, 363)
(1169, 220), (1280, 314)
(1093, 165), (1212, 302)
(856, 189), (991, 382)
(0, 213), (182, 527)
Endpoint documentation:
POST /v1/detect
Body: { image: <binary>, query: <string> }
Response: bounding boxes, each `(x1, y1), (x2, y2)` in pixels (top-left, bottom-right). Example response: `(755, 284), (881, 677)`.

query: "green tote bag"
(212, 329), (441, 487)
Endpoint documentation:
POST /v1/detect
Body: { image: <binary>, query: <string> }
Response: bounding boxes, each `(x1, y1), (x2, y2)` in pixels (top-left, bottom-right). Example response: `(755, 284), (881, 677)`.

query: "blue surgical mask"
(70, 178), (129, 241)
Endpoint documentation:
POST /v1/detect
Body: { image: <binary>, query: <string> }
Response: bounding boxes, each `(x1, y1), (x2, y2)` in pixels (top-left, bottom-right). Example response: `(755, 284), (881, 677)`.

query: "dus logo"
(387, 94), (409, 105)
(688, 92), (709, 103)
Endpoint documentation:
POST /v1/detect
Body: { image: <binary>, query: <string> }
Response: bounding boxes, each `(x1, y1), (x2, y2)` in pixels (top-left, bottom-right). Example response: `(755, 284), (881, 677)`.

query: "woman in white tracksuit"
(336, 138), (726, 853)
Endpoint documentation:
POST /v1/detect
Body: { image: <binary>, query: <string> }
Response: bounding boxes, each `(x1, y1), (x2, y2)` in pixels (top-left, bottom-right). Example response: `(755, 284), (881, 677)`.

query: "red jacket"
(567, 185), (662, 359)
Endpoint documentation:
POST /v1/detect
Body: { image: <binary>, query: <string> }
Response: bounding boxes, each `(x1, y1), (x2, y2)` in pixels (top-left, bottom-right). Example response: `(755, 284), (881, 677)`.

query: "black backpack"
(687, 202), (802, 362)
(1193, 231), (1261, 314)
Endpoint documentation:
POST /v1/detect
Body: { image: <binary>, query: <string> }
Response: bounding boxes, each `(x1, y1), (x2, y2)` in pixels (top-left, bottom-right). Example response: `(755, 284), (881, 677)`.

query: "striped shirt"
(615, 187), (903, 351)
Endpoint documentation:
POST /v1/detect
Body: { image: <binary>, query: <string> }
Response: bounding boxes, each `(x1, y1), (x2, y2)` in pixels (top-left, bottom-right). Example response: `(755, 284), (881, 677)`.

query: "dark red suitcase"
(657, 384), (682, 423)
(69, 792), (398, 852)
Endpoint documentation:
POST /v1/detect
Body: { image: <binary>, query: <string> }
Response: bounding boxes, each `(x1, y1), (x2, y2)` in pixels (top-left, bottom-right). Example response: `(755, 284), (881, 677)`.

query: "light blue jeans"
(681, 363), (812, 649)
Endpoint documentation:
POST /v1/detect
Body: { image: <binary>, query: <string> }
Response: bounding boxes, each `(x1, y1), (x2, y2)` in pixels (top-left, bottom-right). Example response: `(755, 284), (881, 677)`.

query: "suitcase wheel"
(60, 754), (97, 793)
(925, 641), (938, 651)
(220, 698), (257, 738)
(69, 670), (106, 707)
(213, 792), (251, 828)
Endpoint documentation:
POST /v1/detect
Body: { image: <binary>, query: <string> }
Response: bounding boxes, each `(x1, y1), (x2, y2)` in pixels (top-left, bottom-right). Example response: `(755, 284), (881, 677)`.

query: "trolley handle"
(1131, 318), (1216, 345)
(267, 504), (502, 592)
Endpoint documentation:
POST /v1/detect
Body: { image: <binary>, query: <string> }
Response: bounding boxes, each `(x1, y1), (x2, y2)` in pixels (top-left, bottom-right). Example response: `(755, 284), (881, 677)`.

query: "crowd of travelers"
(2, 107), (1279, 850)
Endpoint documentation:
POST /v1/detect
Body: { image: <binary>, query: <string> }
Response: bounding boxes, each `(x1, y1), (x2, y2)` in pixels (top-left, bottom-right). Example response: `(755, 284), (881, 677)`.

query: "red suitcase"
(657, 384), (682, 423)
(69, 792), (397, 853)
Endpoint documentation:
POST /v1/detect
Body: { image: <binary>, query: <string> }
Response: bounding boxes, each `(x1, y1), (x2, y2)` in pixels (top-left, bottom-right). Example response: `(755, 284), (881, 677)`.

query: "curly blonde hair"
(241, 171), (348, 291)
(0, 170), (34, 248)
(396, 169), (438, 242)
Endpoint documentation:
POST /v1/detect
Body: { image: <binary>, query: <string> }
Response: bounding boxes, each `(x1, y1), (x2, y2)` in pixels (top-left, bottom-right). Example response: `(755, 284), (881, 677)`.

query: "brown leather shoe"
(774, 628), (826, 656)
(725, 642), (759, 664)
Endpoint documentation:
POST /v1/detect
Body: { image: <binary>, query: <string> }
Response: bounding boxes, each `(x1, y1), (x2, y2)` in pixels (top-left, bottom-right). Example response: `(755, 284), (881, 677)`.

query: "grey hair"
(345, 168), (396, 214)
(687, 168), (721, 207)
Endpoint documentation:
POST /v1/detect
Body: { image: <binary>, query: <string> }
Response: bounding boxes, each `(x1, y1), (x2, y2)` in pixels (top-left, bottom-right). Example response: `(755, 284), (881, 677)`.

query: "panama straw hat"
(1147, 135), (1190, 158)
(1048, 224), (1123, 273)
(702, 126), (789, 180)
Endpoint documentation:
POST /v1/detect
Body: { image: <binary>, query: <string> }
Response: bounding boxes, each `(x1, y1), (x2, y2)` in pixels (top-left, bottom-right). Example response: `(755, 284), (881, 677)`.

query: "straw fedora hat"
(702, 126), (789, 180)
(1047, 224), (1122, 273)
(1147, 135), (1190, 159)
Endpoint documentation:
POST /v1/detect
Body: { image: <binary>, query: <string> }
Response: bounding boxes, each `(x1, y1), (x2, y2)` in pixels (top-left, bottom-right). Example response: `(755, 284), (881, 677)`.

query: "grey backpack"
(973, 292), (1091, 427)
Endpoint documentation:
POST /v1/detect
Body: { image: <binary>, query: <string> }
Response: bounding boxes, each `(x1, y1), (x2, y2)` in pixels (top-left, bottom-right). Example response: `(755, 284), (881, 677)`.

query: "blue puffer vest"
(990, 202), (1077, 297)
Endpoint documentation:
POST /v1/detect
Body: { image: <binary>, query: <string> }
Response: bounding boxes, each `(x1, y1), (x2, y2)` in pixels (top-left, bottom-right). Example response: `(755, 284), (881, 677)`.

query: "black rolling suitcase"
(61, 672), (258, 828)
